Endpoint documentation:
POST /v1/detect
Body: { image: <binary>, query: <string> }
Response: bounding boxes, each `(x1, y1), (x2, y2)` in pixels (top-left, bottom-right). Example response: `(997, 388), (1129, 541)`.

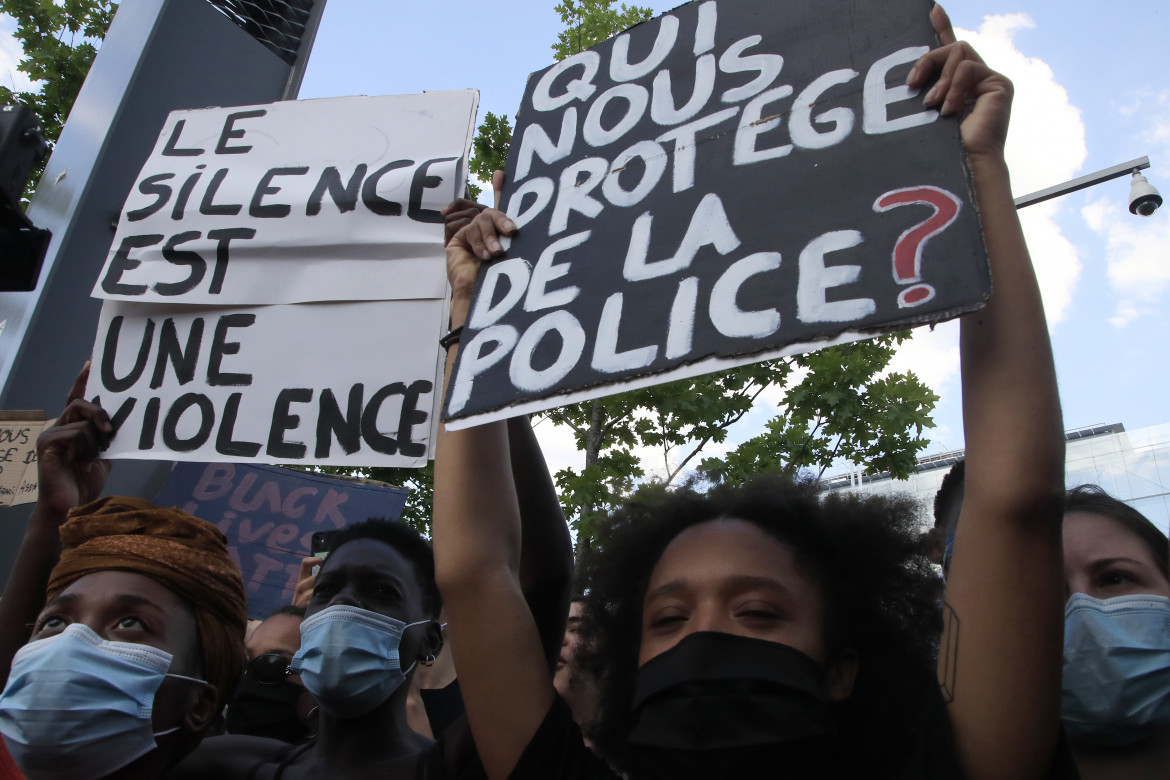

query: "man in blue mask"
(170, 416), (573, 779)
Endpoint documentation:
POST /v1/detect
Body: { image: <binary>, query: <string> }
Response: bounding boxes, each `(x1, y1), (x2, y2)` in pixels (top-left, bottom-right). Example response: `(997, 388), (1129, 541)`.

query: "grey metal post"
(0, 0), (326, 578)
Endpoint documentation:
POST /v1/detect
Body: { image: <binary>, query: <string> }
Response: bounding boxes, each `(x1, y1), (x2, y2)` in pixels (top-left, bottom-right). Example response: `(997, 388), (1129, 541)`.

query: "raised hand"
(35, 363), (115, 517)
(445, 170), (517, 306)
(908, 5), (1013, 161)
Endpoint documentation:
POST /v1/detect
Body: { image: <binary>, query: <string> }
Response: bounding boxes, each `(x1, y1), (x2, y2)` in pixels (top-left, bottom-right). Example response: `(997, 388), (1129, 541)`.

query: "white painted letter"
(603, 141), (667, 207)
(468, 257), (531, 329)
(505, 177), (555, 230)
(509, 312), (586, 393)
(447, 325), (519, 414)
(797, 230), (876, 323)
(550, 158), (609, 235)
(525, 230), (589, 312)
(709, 252), (782, 338)
(610, 15), (678, 81)
(790, 69), (858, 150)
(533, 51), (600, 112)
(623, 192), (740, 281)
(733, 85), (794, 165)
(718, 36), (783, 103)
(656, 107), (738, 193)
(666, 276), (699, 359)
(863, 46), (936, 134)
(592, 293), (658, 373)
(651, 53), (716, 126)
(583, 84), (648, 148)
(515, 109), (578, 182)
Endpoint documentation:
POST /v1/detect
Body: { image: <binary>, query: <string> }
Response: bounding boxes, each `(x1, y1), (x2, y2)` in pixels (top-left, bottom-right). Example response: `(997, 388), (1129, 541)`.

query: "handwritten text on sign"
(92, 92), (480, 306)
(154, 462), (408, 618)
(87, 92), (479, 466)
(89, 299), (445, 467)
(442, 0), (988, 427)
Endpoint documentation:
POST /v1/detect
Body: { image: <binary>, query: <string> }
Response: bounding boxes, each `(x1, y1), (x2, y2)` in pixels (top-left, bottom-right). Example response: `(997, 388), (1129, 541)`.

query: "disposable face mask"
(1062, 593), (1170, 746)
(290, 604), (429, 719)
(0, 623), (206, 780)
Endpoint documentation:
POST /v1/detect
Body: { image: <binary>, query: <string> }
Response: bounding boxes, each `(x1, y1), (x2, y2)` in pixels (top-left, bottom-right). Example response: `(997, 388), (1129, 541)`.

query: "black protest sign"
(442, 0), (988, 426)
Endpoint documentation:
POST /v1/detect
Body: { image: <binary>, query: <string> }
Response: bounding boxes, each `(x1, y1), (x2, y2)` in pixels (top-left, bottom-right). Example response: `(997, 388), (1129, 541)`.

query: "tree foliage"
(552, 0), (653, 61)
(306, 463), (435, 537)
(0, 0), (117, 199)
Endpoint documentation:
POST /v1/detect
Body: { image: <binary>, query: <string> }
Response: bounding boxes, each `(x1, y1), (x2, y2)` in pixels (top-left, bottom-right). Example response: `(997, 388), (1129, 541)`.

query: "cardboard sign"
(92, 93), (480, 306)
(0, 412), (50, 506)
(89, 299), (445, 467)
(87, 91), (479, 466)
(442, 0), (988, 427)
(153, 461), (409, 618)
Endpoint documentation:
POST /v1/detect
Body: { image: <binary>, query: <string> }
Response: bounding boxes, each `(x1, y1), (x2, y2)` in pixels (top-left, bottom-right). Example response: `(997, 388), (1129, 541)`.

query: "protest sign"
(153, 461), (409, 618)
(89, 299), (444, 467)
(92, 92), (480, 306)
(87, 91), (479, 466)
(442, 0), (989, 428)
(0, 412), (49, 506)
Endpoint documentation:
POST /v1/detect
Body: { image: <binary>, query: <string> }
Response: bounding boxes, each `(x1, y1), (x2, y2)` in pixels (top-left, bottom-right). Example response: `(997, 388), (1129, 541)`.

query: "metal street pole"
(1014, 156), (1151, 209)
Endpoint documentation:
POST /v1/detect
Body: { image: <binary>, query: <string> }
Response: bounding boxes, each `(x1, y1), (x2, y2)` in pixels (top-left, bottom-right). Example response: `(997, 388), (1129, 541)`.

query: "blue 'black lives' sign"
(443, 0), (988, 426)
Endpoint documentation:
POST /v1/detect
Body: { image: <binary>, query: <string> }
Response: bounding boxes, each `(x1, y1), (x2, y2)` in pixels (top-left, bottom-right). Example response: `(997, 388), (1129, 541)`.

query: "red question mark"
(873, 186), (961, 308)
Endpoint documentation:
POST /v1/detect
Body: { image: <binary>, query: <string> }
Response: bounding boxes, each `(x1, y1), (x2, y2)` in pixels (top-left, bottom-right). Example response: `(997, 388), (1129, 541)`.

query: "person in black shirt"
(434, 7), (1074, 780)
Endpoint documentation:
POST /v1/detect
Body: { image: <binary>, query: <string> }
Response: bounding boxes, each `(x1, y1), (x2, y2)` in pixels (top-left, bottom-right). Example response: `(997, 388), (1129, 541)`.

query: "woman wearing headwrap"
(0, 366), (248, 780)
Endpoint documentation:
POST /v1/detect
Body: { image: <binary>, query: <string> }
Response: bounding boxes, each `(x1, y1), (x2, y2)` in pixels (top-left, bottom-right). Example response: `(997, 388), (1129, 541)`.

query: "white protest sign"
(88, 300), (444, 467)
(86, 91), (479, 467)
(92, 92), (480, 306)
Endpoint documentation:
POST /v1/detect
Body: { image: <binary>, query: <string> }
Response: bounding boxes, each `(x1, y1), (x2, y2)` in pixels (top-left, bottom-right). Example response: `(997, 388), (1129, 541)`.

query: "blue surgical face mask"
(290, 605), (429, 719)
(0, 622), (207, 780)
(1062, 593), (1170, 746)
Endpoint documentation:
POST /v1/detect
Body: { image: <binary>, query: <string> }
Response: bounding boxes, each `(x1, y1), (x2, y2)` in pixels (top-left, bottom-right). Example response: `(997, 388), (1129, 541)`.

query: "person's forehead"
(1064, 511), (1158, 569)
(323, 537), (414, 575)
(56, 569), (188, 613)
(647, 518), (812, 593)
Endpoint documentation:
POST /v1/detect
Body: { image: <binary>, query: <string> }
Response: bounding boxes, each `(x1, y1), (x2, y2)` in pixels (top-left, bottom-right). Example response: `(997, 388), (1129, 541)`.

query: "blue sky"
(3, 0), (1169, 481)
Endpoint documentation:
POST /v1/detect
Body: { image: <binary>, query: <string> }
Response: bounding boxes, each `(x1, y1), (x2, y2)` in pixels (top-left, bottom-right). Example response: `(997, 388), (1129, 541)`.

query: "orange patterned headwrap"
(44, 496), (247, 715)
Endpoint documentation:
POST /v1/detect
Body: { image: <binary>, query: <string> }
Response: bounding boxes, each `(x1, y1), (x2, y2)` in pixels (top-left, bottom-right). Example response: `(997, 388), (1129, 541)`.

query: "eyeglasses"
(247, 652), (293, 684)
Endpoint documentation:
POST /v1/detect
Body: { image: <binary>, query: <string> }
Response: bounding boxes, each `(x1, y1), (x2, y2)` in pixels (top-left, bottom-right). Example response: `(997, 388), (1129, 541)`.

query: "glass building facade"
(823, 422), (1170, 535)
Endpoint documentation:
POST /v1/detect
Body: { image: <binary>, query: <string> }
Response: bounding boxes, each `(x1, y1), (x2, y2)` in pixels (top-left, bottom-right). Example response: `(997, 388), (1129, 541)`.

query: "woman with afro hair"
(433, 7), (1073, 780)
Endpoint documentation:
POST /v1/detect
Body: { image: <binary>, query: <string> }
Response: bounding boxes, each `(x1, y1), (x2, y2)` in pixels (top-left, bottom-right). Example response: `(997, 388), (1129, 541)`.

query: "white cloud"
(1082, 196), (1170, 328)
(1081, 86), (1170, 328)
(954, 17), (1087, 326)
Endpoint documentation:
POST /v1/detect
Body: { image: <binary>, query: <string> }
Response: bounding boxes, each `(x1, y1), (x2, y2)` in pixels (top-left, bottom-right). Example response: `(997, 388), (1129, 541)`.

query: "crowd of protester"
(1, 7), (1168, 780)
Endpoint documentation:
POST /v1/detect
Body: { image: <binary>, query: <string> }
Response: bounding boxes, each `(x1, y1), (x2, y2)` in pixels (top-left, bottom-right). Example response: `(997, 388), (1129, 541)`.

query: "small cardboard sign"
(153, 462), (409, 618)
(442, 0), (988, 427)
(0, 412), (49, 507)
(87, 91), (479, 465)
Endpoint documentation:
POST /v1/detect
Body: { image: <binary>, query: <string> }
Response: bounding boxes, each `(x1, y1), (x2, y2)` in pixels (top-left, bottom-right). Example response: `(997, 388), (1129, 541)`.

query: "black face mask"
(224, 667), (312, 744)
(626, 632), (839, 779)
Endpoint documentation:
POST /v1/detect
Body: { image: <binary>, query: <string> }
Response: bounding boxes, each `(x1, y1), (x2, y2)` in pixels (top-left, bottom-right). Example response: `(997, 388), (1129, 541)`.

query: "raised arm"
(0, 365), (114, 680)
(910, 8), (1066, 780)
(511, 415), (574, 671)
(443, 195), (575, 672)
(433, 175), (559, 779)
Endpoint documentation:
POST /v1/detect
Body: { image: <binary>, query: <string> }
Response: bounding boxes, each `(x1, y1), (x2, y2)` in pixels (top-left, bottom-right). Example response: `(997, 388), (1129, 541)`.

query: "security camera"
(1128, 171), (1162, 217)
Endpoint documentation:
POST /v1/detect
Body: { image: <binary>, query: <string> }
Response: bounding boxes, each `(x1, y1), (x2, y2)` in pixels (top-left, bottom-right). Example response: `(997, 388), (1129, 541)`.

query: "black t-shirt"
(508, 690), (1082, 779)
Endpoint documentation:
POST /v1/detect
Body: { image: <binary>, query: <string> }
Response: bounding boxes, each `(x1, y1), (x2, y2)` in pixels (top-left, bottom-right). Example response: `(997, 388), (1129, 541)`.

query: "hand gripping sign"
(441, 0), (988, 428)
